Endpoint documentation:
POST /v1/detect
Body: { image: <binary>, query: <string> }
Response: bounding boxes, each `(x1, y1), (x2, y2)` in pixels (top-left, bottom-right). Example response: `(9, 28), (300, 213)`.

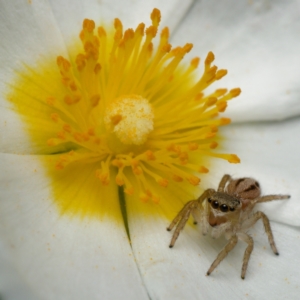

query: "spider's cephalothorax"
(167, 174), (290, 279)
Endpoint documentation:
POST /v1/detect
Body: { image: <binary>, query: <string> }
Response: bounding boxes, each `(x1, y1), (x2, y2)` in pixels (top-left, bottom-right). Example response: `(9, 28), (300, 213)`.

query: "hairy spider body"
(167, 174), (290, 279)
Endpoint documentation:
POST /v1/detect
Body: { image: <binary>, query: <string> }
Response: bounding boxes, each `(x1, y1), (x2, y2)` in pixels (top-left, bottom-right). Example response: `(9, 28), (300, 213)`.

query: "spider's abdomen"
(227, 177), (261, 200)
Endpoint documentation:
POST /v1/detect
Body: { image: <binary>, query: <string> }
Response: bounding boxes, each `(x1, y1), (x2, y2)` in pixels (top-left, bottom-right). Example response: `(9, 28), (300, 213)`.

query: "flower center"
(7, 8), (241, 217)
(104, 95), (154, 146)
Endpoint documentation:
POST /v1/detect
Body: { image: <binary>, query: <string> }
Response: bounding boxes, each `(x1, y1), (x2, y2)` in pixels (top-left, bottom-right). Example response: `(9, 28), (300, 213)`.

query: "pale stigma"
(104, 95), (154, 145)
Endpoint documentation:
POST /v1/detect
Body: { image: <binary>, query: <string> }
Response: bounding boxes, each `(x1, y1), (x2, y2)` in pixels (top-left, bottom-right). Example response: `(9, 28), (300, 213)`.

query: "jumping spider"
(167, 174), (290, 279)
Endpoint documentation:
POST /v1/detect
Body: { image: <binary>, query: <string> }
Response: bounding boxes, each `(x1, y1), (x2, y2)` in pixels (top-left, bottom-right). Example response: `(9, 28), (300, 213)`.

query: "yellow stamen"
(7, 8), (241, 218)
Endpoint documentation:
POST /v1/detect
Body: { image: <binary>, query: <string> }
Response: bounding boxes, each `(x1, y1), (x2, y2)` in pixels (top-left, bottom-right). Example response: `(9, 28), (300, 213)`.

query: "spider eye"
(220, 204), (228, 212)
(212, 201), (219, 209)
(230, 207), (235, 211)
(207, 198), (212, 203)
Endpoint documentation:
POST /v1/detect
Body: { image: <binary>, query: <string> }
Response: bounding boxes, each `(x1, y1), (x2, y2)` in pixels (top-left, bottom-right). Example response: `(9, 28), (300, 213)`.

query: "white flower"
(1, 0), (300, 299)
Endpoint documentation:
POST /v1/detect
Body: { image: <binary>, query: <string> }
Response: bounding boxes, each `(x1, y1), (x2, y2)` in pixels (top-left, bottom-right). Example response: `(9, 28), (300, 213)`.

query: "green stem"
(118, 186), (131, 240)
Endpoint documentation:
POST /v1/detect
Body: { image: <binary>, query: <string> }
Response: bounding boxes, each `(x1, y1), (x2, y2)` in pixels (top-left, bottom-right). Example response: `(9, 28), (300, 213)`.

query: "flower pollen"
(8, 8), (241, 217)
(104, 95), (154, 146)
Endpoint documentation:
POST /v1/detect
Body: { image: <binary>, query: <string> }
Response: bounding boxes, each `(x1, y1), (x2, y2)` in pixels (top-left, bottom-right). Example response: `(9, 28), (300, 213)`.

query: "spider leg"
(237, 232), (254, 279)
(167, 189), (214, 248)
(256, 194), (290, 203)
(168, 200), (198, 248)
(217, 174), (232, 192)
(167, 200), (195, 232)
(199, 199), (210, 236)
(207, 235), (238, 276)
(246, 211), (279, 254)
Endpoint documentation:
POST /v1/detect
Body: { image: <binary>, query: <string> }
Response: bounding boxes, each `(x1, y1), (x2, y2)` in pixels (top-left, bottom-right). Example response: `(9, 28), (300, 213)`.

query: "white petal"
(128, 212), (300, 299)
(0, 154), (148, 300)
(49, 0), (195, 42)
(0, 0), (68, 84)
(171, 0), (300, 122)
(0, 0), (68, 152)
(200, 117), (300, 226)
(0, 240), (38, 300)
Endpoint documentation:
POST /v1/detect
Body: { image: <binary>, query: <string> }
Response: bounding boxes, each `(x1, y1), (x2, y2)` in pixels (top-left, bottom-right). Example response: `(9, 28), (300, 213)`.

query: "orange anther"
(131, 159), (139, 168)
(216, 69), (227, 80)
(157, 178), (168, 187)
(140, 193), (150, 203)
(217, 101), (227, 112)
(210, 141), (218, 149)
(160, 27), (169, 39)
(145, 150), (155, 160)
(83, 19), (95, 32)
(161, 44), (171, 53)
(199, 166), (209, 173)
(183, 43), (193, 53)
(206, 97), (217, 106)
(195, 93), (203, 101)
(179, 152), (188, 161)
(135, 23), (145, 36)
(145, 189), (152, 197)
(73, 132), (83, 143)
(173, 145), (181, 154)
(55, 162), (64, 170)
(188, 143), (199, 151)
(81, 133), (90, 141)
(230, 88), (242, 97)
(215, 88), (227, 96)
(114, 18), (123, 31)
(210, 125), (218, 133)
(151, 8), (161, 26)
(220, 118), (231, 125)
(64, 95), (74, 105)
(69, 82), (77, 91)
(207, 65), (217, 78)
(123, 28), (134, 41)
(87, 128), (95, 136)
(47, 139), (57, 146)
(205, 51), (215, 65)
(228, 154), (240, 164)
(112, 159), (123, 168)
(152, 195), (160, 204)
(50, 113), (59, 122)
(96, 170), (110, 185)
(57, 131), (66, 140)
(190, 57), (200, 68)
(146, 26), (157, 38)
(116, 176), (124, 186)
(90, 94), (100, 107)
(188, 176), (200, 186)
(94, 63), (101, 74)
(57, 56), (70, 71)
(98, 26), (107, 37)
(172, 175), (183, 182)
(94, 138), (101, 145)
(133, 167), (142, 175)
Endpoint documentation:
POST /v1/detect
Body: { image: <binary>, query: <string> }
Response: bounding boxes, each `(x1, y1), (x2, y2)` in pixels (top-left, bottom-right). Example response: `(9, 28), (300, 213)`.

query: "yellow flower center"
(7, 8), (241, 218)
(104, 95), (154, 147)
